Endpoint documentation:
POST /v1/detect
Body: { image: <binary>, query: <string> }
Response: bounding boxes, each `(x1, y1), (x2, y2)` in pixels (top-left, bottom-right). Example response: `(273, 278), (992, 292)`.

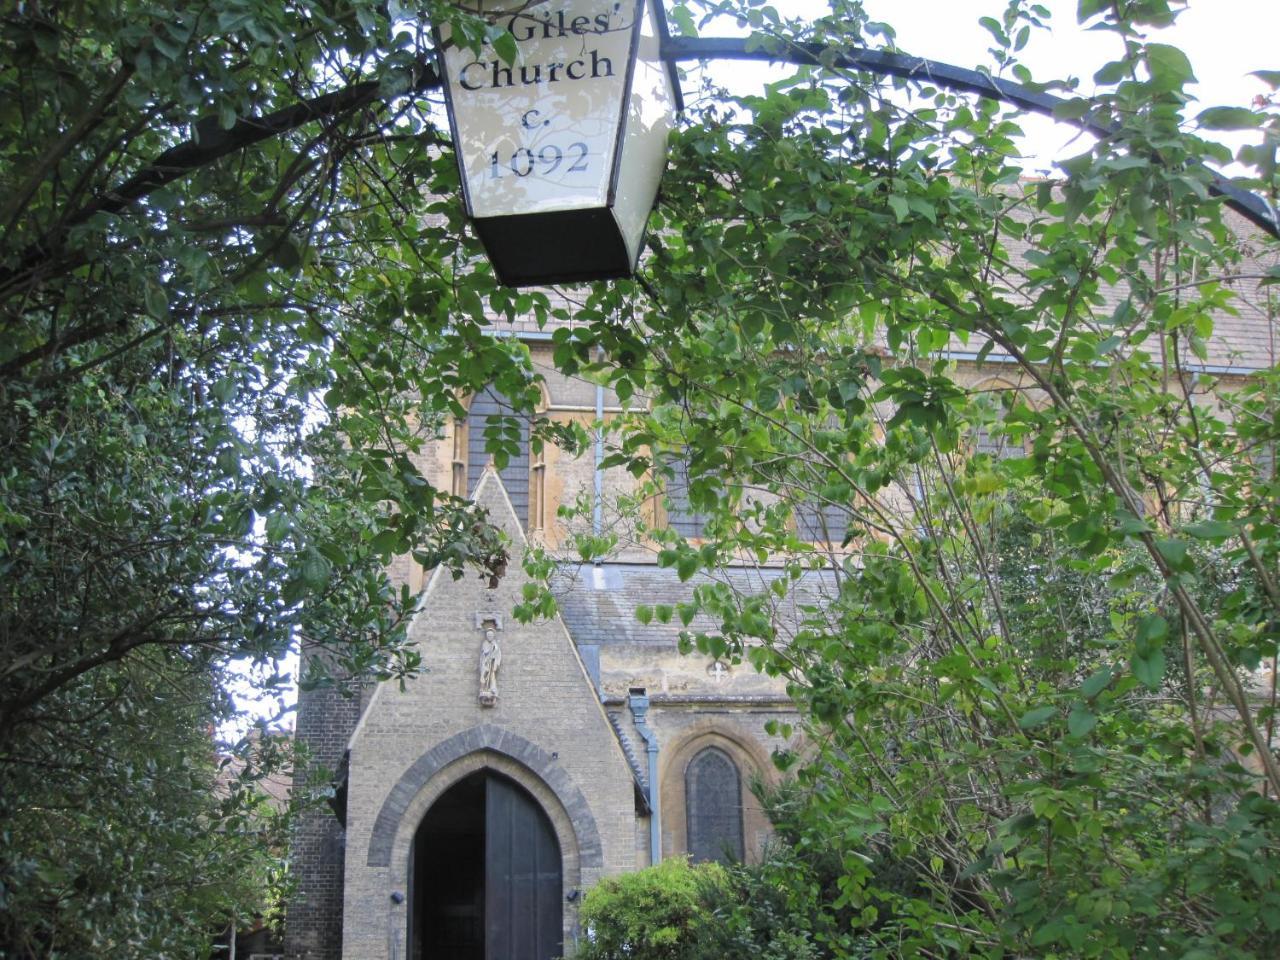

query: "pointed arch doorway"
(410, 769), (563, 960)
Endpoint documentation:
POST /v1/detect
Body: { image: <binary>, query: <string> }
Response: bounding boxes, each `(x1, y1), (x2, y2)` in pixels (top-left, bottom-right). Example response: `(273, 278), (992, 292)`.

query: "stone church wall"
(338, 471), (640, 960)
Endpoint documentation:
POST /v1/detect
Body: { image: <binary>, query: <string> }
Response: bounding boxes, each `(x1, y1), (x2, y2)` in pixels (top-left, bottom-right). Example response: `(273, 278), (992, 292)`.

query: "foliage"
(0, 656), (291, 958)
(578, 855), (822, 960)
(579, 858), (720, 960)
(533, 0), (1280, 956)
(0, 0), (562, 952)
(698, 848), (826, 960)
(4, 0), (1280, 955)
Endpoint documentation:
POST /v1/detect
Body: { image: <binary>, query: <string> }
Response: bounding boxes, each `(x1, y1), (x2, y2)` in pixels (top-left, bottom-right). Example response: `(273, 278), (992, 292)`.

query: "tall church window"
(796, 500), (848, 545)
(665, 456), (708, 538)
(795, 418), (849, 544)
(462, 386), (533, 527)
(684, 747), (744, 864)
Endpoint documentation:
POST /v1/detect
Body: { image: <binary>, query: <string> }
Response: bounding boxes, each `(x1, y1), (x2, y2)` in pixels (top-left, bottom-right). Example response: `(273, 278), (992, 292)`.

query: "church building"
(284, 327), (802, 960)
(284, 209), (1277, 960)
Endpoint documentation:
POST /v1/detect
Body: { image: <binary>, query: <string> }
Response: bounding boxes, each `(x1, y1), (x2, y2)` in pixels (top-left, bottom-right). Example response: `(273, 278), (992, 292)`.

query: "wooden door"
(484, 775), (563, 960)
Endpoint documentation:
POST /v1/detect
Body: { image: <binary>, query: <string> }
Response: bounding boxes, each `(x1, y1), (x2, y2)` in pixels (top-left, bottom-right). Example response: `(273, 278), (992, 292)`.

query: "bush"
(578, 855), (825, 960)
(699, 851), (825, 960)
(579, 858), (722, 960)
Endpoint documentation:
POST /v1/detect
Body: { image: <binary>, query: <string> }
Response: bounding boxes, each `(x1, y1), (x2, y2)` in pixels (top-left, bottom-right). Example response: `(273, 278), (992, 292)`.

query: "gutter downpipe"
(594, 347), (604, 536)
(628, 687), (661, 864)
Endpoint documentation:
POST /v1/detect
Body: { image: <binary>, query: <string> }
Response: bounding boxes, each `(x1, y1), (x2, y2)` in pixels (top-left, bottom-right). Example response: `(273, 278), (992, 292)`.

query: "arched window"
(684, 747), (744, 864)
(664, 455), (708, 538)
(454, 386), (534, 528)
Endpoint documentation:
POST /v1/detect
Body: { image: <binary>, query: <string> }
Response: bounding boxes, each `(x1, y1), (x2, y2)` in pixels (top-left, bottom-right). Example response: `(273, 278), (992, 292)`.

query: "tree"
(0, 0), (556, 953)
(0, 657), (291, 957)
(523, 0), (1280, 955)
(4, 0), (1279, 955)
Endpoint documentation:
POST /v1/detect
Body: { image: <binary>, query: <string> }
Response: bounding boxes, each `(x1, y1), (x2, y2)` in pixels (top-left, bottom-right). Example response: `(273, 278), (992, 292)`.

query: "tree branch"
(0, 59), (444, 291)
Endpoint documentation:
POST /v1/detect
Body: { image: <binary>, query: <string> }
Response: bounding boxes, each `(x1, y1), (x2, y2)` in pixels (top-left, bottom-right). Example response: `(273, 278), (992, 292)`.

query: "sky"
(699, 0), (1280, 173)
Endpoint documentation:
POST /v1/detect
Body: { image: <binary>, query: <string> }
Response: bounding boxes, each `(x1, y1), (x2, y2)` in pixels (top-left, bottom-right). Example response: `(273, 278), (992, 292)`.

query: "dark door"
(413, 771), (562, 960)
(414, 774), (486, 960)
(485, 775), (563, 960)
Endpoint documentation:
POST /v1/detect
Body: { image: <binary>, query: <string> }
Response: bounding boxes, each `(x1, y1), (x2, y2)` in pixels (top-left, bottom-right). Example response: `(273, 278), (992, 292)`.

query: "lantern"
(436, 0), (681, 286)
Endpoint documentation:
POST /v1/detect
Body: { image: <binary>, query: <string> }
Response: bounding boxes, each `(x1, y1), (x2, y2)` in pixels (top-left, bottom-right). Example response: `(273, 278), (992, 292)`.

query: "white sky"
(699, 0), (1280, 173)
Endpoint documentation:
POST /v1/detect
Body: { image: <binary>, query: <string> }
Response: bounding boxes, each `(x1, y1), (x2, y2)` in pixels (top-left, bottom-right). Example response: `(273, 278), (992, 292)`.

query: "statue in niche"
(479, 622), (502, 706)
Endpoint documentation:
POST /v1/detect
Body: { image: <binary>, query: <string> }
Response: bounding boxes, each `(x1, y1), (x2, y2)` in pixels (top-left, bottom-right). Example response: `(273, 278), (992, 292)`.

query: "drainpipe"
(594, 349), (604, 536)
(628, 687), (661, 864)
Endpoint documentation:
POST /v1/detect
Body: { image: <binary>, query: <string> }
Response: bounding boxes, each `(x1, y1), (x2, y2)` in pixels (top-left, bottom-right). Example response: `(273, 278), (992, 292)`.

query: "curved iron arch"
(658, 35), (1278, 238)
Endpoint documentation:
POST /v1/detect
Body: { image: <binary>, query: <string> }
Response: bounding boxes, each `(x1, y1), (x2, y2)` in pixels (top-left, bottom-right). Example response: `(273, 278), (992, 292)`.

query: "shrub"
(578, 858), (724, 960)
(578, 854), (827, 960)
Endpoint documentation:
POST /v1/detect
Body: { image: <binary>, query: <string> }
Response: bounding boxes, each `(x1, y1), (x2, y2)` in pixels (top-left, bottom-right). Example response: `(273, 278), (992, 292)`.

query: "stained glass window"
(685, 747), (744, 864)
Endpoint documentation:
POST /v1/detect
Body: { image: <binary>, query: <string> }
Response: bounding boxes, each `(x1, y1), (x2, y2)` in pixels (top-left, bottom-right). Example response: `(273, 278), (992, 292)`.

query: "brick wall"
(285, 657), (366, 960)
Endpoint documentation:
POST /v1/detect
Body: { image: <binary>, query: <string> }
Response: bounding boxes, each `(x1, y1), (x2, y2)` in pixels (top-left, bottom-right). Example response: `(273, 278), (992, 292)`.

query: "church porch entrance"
(410, 770), (563, 960)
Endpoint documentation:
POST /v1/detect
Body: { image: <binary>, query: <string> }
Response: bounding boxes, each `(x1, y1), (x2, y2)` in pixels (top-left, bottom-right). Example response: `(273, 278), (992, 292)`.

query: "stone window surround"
(657, 722), (776, 864)
(450, 384), (551, 530)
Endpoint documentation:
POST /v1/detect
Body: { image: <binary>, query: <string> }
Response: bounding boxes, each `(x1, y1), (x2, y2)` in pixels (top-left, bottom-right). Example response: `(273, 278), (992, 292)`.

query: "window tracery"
(684, 746), (744, 864)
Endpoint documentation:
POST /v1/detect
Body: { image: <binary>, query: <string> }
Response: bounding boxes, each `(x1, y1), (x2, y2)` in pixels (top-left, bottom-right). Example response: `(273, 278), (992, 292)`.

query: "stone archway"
(367, 725), (602, 958)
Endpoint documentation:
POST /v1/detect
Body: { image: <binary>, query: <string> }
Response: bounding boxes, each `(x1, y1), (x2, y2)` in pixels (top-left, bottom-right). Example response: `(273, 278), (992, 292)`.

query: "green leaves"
(1081, 666), (1113, 700)
(490, 28), (518, 67)
(0, 0), (543, 948)
(1250, 69), (1280, 90)
(299, 547), (332, 592)
(1144, 43), (1196, 92)
(1131, 648), (1166, 688)
(1067, 703), (1098, 737)
(1018, 705), (1058, 731)
(605, 12), (1280, 951)
(1154, 537), (1191, 572)
(1196, 107), (1262, 131)
(1132, 614), (1169, 689)
(143, 279), (170, 320)
(3, 0), (1278, 955)
(1183, 519), (1234, 541)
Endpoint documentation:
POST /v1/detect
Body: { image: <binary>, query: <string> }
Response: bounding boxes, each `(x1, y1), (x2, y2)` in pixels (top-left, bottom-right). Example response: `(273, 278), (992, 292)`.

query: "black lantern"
(436, 0), (682, 286)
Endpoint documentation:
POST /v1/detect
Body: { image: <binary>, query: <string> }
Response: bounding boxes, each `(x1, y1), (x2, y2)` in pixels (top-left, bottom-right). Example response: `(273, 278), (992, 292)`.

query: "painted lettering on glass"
(489, 143), (589, 178)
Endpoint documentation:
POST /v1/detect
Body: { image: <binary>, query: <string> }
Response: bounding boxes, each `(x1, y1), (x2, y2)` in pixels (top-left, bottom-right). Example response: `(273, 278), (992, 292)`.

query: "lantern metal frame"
(433, 0), (686, 286)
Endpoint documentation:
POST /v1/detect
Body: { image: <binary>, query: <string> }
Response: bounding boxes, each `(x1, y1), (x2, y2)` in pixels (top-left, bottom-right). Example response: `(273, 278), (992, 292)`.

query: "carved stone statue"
(479, 624), (502, 706)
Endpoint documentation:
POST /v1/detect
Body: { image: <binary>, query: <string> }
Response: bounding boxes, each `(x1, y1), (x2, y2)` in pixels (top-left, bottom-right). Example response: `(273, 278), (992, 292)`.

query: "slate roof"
(550, 561), (841, 646)
(937, 204), (1279, 374)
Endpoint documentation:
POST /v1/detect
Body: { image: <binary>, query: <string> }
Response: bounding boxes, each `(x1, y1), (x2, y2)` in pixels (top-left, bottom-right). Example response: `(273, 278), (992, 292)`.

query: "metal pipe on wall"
(627, 687), (662, 864)
(594, 347), (604, 537)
